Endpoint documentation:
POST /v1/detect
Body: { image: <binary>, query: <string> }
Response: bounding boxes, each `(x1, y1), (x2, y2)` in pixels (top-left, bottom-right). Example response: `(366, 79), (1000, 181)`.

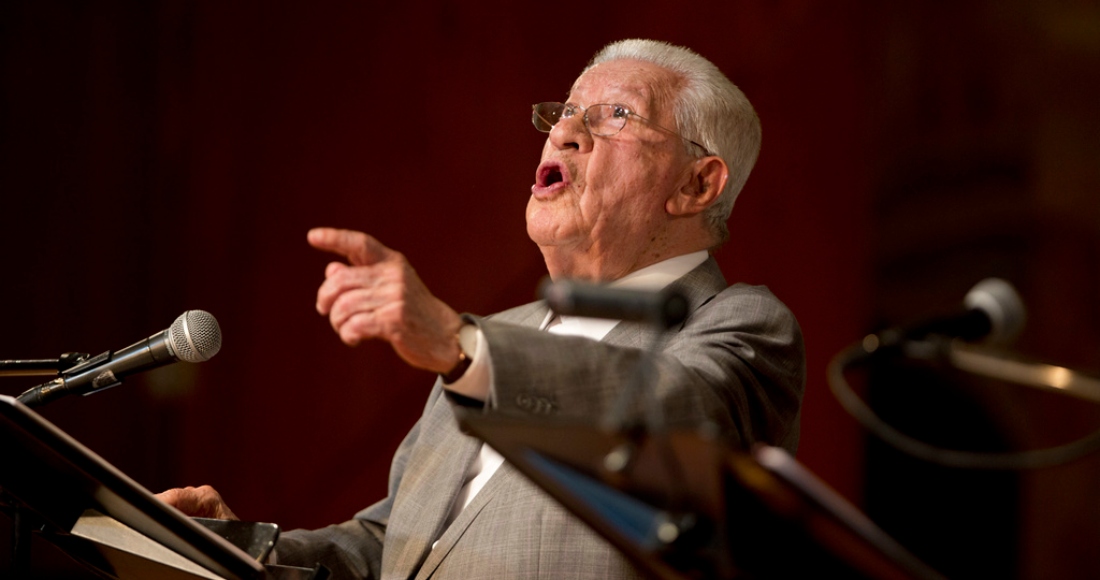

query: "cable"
(827, 341), (1100, 470)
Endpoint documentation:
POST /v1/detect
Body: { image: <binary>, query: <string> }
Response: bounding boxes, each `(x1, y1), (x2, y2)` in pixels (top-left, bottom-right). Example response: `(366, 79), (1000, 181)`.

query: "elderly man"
(162, 39), (804, 579)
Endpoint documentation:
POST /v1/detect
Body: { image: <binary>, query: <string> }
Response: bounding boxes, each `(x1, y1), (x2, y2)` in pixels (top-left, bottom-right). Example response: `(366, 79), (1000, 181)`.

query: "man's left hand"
(157, 485), (239, 520)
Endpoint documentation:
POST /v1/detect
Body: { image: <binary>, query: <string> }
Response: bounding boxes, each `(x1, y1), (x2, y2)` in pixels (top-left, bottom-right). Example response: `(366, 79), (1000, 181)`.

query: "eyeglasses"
(531, 102), (712, 157)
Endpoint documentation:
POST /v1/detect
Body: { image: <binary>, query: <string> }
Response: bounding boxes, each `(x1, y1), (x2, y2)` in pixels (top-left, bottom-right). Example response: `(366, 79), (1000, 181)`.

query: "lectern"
(0, 395), (326, 579)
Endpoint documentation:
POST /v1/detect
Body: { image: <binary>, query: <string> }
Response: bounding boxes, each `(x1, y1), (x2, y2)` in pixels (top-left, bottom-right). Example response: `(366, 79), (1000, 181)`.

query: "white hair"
(586, 39), (762, 245)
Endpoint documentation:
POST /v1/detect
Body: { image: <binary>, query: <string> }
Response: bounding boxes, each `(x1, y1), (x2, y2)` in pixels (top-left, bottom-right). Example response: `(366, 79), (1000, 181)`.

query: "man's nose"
(549, 112), (593, 152)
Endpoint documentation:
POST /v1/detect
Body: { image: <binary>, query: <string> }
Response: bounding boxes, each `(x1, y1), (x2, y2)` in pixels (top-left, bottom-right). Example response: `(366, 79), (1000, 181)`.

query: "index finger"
(307, 227), (389, 266)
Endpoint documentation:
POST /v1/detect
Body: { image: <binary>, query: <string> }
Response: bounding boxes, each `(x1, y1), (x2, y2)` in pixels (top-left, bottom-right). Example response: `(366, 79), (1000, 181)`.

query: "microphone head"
(963, 278), (1026, 344)
(166, 310), (222, 362)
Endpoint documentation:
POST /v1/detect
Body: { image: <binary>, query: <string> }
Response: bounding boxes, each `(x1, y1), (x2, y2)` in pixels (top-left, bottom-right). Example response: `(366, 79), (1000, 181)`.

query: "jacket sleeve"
(470, 284), (805, 452)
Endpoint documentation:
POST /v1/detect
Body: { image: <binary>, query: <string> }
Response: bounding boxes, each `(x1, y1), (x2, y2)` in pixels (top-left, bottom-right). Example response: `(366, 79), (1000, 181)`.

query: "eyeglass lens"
(532, 103), (629, 137)
(532, 103), (558, 132)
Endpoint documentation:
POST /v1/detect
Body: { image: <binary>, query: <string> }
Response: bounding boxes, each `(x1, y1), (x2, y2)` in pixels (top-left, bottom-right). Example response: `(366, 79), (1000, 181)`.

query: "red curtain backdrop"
(4, 2), (1099, 577)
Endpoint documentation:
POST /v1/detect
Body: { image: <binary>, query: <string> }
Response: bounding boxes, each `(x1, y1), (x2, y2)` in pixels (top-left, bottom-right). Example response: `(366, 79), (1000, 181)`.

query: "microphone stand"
(597, 324), (725, 577)
(0, 353), (89, 377)
(597, 318), (699, 531)
(541, 282), (726, 576)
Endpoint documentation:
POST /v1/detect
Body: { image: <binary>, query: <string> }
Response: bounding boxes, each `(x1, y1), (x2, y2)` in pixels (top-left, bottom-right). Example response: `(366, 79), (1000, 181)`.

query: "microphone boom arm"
(0, 353), (90, 377)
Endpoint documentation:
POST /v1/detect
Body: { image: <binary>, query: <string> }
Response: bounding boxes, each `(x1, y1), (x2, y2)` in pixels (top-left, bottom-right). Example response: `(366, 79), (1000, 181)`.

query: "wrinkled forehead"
(568, 59), (683, 122)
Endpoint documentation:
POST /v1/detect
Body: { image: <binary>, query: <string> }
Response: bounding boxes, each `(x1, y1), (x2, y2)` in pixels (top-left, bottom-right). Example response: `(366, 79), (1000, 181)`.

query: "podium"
(458, 410), (944, 580)
(0, 395), (326, 579)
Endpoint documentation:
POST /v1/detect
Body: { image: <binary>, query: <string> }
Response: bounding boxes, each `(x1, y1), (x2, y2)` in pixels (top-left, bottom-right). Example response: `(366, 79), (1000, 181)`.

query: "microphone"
(541, 279), (689, 328)
(16, 310), (222, 408)
(882, 278), (1026, 345)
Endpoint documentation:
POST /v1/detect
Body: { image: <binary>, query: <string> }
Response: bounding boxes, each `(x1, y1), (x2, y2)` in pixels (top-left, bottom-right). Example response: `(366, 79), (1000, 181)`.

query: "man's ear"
(667, 156), (729, 216)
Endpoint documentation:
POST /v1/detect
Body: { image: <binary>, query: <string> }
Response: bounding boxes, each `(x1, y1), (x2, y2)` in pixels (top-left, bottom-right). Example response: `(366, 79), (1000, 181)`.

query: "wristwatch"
(442, 324), (476, 383)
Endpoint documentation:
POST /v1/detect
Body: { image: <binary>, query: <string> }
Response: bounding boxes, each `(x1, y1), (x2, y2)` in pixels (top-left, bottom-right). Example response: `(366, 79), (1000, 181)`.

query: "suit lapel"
(384, 388), (482, 579)
(412, 461), (523, 579)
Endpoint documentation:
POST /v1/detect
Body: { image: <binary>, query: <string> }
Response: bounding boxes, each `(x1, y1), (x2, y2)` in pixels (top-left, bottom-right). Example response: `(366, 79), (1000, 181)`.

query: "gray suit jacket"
(275, 258), (805, 579)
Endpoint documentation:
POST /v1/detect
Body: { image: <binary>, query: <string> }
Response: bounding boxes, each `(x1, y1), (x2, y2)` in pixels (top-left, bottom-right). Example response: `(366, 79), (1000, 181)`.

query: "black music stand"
(457, 410), (944, 580)
(0, 395), (324, 580)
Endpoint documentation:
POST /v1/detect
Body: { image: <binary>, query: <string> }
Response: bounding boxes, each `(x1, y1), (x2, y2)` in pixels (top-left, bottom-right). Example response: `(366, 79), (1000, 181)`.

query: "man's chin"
(526, 207), (569, 244)
(526, 216), (582, 246)
(527, 230), (564, 249)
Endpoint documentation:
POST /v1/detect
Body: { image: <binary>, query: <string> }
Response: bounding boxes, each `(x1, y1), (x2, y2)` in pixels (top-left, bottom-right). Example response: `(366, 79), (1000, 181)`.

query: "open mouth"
(535, 161), (569, 190)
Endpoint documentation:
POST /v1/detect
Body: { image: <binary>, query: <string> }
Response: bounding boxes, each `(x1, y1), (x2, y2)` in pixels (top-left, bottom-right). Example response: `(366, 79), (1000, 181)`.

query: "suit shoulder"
(699, 283), (801, 333)
(714, 282), (790, 309)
